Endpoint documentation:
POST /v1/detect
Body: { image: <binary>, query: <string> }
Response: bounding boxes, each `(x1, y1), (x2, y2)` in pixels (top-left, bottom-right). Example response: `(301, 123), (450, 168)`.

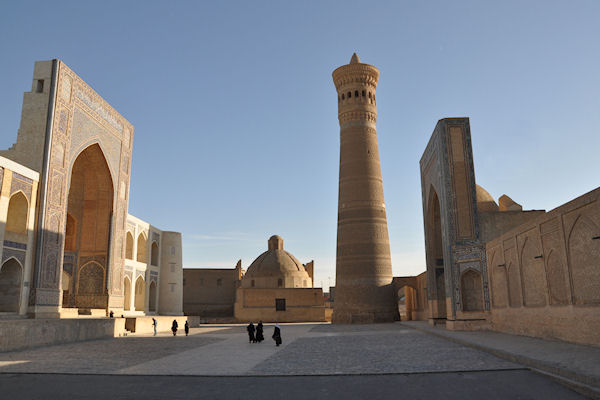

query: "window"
(170, 246), (176, 256)
(169, 283), (175, 292)
(251, 279), (255, 287)
(170, 263), (175, 273)
(342, 94), (345, 100)
(347, 91), (351, 98)
(362, 90), (365, 97)
(277, 278), (283, 287)
(36, 80), (44, 93)
(275, 298), (286, 311)
(217, 278), (222, 287)
(354, 90), (358, 97)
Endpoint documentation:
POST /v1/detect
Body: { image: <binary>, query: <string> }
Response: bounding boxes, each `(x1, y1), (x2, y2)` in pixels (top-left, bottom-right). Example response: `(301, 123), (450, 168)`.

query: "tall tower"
(332, 53), (396, 323)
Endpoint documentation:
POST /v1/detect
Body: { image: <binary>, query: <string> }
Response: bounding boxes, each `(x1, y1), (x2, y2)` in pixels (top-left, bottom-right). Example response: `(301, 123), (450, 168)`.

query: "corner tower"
(332, 53), (396, 323)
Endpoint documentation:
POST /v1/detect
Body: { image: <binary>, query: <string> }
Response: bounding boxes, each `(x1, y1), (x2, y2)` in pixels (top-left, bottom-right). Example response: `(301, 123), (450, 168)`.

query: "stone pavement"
(0, 322), (595, 399)
(402, 321), (600, 391)
(0, 323), (518, 376)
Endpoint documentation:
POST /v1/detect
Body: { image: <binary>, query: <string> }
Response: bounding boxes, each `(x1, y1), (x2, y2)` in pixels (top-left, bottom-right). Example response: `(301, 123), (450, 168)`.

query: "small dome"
(476, 184), (499, 212)
(242, 236), (311, 288)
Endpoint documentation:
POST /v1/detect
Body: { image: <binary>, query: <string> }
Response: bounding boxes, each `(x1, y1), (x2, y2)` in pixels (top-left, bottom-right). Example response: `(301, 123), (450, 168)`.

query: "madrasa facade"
(0, 60), (183, 318)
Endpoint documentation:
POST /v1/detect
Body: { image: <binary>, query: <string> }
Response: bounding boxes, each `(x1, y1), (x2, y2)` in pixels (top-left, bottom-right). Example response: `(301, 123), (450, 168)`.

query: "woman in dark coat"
(256, 321), (264, 343)
(184, 321), (189, 336)
(171, 320), (178, 336)
(272, 323), (282, 346)
(246, 322), (256, 343)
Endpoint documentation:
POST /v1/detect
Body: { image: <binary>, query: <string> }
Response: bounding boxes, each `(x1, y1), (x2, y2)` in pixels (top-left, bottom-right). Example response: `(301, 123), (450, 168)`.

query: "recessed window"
(275, 298), (286, 311)
(251, 279), (255, 287)
(342, 94), (345, 100)
(347, 91), (351, 98)
(36, 80), (44, 93)
(277, 278), (283, 287)
(217, 278), (222, 287)
(362, 90), (365, 97)
(354, 90), (359, 97)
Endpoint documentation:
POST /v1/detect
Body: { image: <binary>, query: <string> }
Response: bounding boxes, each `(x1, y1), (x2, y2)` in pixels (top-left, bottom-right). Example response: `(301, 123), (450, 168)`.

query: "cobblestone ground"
(252, 325), (518, 375)
(0, 323), (517, 376)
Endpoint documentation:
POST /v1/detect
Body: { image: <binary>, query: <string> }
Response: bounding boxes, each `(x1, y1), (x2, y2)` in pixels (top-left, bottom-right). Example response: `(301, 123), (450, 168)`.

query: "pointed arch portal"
(63, 143), (113, 309)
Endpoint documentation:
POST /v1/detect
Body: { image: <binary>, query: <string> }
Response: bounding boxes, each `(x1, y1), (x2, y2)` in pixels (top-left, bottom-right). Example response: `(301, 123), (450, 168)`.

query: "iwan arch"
(0, 60), (183, 318)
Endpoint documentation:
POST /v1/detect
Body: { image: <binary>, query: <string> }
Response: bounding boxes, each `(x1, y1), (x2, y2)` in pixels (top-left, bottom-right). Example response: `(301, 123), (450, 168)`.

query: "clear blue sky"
(2, 1), (599, 288)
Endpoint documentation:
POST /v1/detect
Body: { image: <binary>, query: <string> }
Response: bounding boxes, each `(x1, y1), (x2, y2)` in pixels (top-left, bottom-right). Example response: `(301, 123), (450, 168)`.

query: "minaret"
(332, 53), (396, 323)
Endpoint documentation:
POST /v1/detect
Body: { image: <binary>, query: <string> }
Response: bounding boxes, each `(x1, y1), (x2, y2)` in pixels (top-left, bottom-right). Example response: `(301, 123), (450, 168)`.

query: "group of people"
(247, 321), (282, 346)
(149, 317), (282, 346)
(150, 318), (190, 337)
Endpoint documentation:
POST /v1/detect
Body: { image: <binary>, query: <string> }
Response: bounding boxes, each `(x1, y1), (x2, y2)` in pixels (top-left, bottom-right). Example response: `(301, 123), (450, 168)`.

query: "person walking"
(171, 319), (178, 336)
(184, 321), (189, 336)
(152, 318), (157, 336)
(272, 323), (282, 346)
(256, 321), (264, 343)
(247, 322), (256, 343)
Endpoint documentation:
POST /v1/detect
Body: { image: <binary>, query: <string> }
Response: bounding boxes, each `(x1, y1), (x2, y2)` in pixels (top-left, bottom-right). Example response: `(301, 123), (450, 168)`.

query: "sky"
(1, 1), (599, 289)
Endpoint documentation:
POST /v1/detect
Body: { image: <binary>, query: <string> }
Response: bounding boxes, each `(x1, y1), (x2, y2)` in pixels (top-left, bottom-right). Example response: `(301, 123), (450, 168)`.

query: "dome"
(242, 236), (311, 289)
(476, 184), (499, 212)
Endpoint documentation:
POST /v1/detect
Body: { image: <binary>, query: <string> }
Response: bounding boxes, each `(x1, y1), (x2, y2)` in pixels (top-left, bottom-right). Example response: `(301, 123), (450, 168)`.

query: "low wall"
(0, 318), (125, 352)
(124, 316), (188, 334)
(489, 305), (599, 346)
(234, 288), (326, 322)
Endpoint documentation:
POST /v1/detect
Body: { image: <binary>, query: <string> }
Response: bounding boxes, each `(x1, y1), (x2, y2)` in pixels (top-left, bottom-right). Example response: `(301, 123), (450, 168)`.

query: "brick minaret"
(332, 53), (396, 323)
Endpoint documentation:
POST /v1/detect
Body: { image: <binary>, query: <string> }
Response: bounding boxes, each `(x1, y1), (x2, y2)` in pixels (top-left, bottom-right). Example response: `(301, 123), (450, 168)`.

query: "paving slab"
(402, 321), (600, 393)
(0, 323), (517, 376)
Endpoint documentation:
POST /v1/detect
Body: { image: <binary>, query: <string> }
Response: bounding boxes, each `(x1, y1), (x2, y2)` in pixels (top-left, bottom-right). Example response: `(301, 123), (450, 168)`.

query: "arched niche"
(134, 276), (145, 311)
(148, 281), (157, 312)
(0, 258), (23, 313)
(5, 192), (29, 237)
(461, 269), (484, 311)
(151, 242), (159, 266)
(137, 233), (147, 263)
(125, 232), (134, 260)
(123, 276), (132, 311)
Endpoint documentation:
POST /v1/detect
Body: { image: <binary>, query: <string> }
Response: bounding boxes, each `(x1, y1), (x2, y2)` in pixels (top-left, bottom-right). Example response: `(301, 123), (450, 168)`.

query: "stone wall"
(0, 318), (126, 352)
(234, 287), (326, 322)
(485, 187), (600, 346)
(183, 268), (240, 316)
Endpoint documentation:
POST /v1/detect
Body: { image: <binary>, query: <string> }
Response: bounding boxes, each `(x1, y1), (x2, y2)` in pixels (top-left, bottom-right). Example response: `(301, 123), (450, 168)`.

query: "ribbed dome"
(242, 236), (311, 288)
(476, 184), (499, 212)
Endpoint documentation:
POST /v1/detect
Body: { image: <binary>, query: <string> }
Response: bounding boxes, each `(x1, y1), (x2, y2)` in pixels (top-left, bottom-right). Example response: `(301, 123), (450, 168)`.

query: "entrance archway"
(426, 188), (447, 319)
(64, 143), (113, 309)
(149, 281), (157, 312)
(134, 276), (145, 311)
(0, 258), (22, 313)
(123, 276), (132, 311)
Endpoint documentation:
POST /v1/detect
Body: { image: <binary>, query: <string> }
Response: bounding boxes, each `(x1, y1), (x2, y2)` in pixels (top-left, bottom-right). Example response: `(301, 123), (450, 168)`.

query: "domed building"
(233, 235), (326, 323)
(241, 235), (312, 289)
